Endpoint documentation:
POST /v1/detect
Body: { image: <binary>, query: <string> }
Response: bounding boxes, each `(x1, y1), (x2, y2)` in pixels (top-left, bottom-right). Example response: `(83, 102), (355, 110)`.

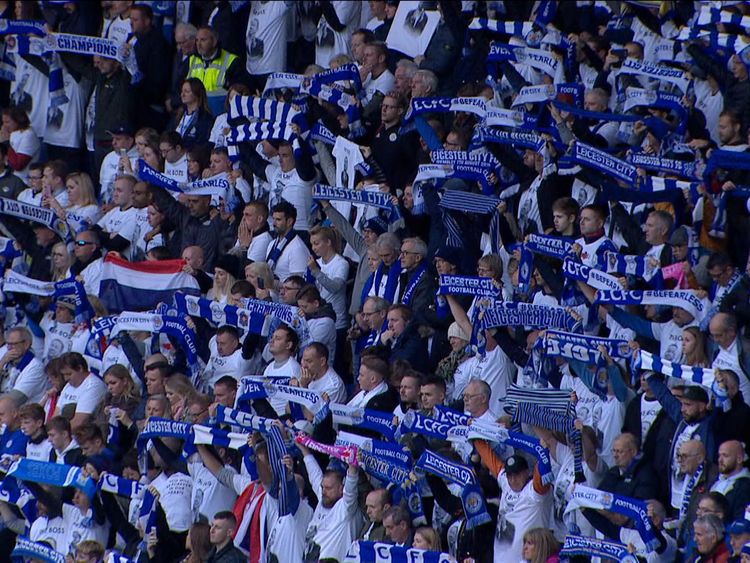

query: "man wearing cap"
(647, 374), (717, 518)
(728, 519), (750, 561)
(711, 440), (750, 520)
(472, 440), (552, 562)
(98, 124), (138, 205)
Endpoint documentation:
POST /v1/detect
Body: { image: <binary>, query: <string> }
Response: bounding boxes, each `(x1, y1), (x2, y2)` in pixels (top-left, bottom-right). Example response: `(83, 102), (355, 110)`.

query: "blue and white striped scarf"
(634, 350), (716, 387)
(559, 534), (638, 563)
(415, 163), (494, 193)
(229, 121), (296, 144)
(480, 302), (581, 332)
(467, 18), (533, 38)
(310, 122), (337, 145)
(595, 289), (706, 321)
(229, 94), (300, 123)
(438, 189), (501, 214)
(97, 472), (144, 499)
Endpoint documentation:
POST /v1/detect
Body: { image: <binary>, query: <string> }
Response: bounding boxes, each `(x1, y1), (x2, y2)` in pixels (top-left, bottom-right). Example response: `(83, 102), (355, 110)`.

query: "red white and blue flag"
(99, 255), (200, 313)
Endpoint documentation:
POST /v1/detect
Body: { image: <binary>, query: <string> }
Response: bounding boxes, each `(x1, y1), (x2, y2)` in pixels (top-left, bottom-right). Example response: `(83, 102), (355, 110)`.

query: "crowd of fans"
(2, 1), (750, 563)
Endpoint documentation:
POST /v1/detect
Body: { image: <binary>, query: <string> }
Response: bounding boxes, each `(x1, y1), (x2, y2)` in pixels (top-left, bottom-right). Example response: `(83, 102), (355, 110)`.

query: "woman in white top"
(45, 172), (101, 234)
(138, 204), (166, 255)
(0, 106), (40, 182)
(50, 242), (73, 282)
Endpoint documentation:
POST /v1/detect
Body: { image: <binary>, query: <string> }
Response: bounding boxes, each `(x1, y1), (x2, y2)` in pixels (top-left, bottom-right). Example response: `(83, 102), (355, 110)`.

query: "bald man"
(710, 440), (750, 520)
(359, 488), (391, 542)
(710, 312), (750, 406)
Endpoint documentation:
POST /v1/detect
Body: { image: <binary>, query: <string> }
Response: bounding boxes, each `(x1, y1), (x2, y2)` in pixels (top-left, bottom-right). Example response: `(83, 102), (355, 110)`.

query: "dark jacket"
(596, 454), (660, 501)
(207, 542), (245, 563)
(388, 321), (428, 372)
(622, 393), (677, 505)
(168, 107), (214, 150)
(133, 25), (173, 110)
(150, 184), (229, 271)
(397, 264), (436, 318)
(365, 385), (400, 413)
(714, 391), (750, 448)
(0, 215), (58, 281)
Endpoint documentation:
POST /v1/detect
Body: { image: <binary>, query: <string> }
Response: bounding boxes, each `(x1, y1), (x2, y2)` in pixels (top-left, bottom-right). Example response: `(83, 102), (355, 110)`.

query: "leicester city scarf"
(97, 472), (144, 499)
(603, 251), (659, 282)
(405, 96), (488, 122)
(569, 143), (638, 186)
(344, 541), (454, 563)
(11, 537), (66, 563)
(483, 106), (538, 129)
(615, 57), (690, 93)
(475, 126), (545, 152)
(415, 450), (491, 529)
(397, 410), (451, 441)
(214, 404), (276, 433)
(53, 277), (94, 324)
(479, 302), (581, 332)
(313, 184), (401, 221)
(328, 403), (396, 440)
(559, 534), (639, 563)
(415, 163), (493, 193)
(537, 329), (633, 365)
(565, 484), (659, 552)
(627, 152), (698, 179)
(430, 149), (500, 169)
(0, 19), (47, 36)
(510, 84), (556, 107)
(526, 233), (574, 259)
(237, 380), (323, 415)
(400, 262), (427, 306)
(138, 161), (228, 198)
(595, 289), (706, 321)
(8, 458), (96, 499)
(0, 196), (71, 241)
(263, 72), (304, 95)
(623, 87), (686, 117)
(563, 257), (623, 290)
(486, 41), (560, 78)
(437, 275), (500, 298)
(467, 18), (533, 38)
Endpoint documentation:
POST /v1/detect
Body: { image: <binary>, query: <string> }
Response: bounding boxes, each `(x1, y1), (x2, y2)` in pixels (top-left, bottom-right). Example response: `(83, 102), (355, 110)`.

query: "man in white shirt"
(95, 175), (139, 259)
(348, 356), (398, 413)
(463, 379), (497, 424)
(160, 131), (188, 183)
(17, 163), (44, 204)
(42, 160), (70, 207)
(231, 201), (273, 263)
(453, 331), (515, 411)
(98, 125), (138, 204)
(0, 327), (46, 405)
(710, 312), (750, 406)
(55, 352), (107, 433)
(299, 443), (362, 562)
(295, 342), (346, 404)
(576, 203), (617, 269)
(263, 325), (302, 416)
(361, 41), (395, 107)
(72, 230), (104, 295)
(203, 326), (254, 391)
(266, 201), (310, 283)
(394, 371), (421, 421)
(308, 224), (349, 334)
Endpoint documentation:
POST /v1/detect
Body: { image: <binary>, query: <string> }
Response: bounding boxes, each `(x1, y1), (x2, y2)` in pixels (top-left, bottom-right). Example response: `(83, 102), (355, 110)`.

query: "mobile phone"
(257, 277), (265, 290)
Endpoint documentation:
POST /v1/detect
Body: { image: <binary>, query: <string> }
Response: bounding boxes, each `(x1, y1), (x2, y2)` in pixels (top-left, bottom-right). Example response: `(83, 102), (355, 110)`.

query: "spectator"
(171, 77), (214, 150)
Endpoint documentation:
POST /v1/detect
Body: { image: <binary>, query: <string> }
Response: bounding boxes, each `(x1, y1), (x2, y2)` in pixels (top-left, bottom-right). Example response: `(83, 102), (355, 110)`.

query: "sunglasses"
(75, 240), (95, 246)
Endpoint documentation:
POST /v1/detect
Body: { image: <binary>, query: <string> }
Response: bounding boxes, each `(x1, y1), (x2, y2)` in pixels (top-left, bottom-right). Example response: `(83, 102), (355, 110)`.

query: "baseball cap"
(682, 385), (709, 404)
(106, 124), (134, 137)
(505, 454), (529, 475)
(729, 519), (750, 535)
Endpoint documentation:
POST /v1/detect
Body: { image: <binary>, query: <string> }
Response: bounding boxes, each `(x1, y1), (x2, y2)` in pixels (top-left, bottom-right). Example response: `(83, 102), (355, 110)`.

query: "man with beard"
(710, 440), (750, 520)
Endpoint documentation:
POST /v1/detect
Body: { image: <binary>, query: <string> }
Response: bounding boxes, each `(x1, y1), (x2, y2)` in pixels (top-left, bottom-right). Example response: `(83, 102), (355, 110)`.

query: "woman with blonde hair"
(413, 526), (442, 551)
(521, 528), (560, 563)
(244, 261), (275, 301)
(44, 172), (100, 233)
(164, 374), (195, 421)
(683, 326), (709, 367)
(50, 242), (73, 282)
(208, 256), (239, 304)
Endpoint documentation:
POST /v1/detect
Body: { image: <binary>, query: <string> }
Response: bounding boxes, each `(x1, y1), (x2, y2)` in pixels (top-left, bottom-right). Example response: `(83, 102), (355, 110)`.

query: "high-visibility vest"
(187, 49), (237, 93)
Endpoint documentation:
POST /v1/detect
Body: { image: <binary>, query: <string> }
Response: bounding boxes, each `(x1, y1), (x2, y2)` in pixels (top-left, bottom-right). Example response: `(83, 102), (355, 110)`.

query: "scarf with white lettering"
(295, 433), (358, 466)
(313, 184), (401, 221)
(400, 262), (427, 306)
(680, 463), (705, 521)
(405, 96), (488, 122)
(511, 84), (556, 107)
(343, 542), (453, 563)
(559, 534), (639, 563)
(138, 161), (229, 198)
(415, 450), (491, 529)
(337, 433), (412, 469)
(627, 152), (698, 179)
(414, 163), (494, 193)
(483, 106), (538, 129)
(214, 404), (276, 432)
(430, 149), (500, 169)
(238, 380), (323, 414)
(11, 537), (66, 563)
(53, 278), (94, 323)
(536, 328), (633, 366)
(616, 57), (690, 92)
(0, 19), (46, 36)
(357, 448), (425, 524)
(480, 302), (581, 332)
(438, 275), (500, 298)
(565, 484), (659, 551)
(526, 233), (574, 259)
(263, 72), (304, 94)
(475, 125), (545, 151)
(562, 257), (623, 290)
(396, 410), (451, 441)
(97, 472), (144, 499)
(327, 402), (396, 440)
(623, 87), (686, 116)
(8, 458), (96, 499)
(2, 269), (55, 296)
(569, 142), (638, 186)
(305, 82), (364, 137)
(595, 289), (706, 322)
(486, 41), (560, 78)
(0, 196), (71, 241)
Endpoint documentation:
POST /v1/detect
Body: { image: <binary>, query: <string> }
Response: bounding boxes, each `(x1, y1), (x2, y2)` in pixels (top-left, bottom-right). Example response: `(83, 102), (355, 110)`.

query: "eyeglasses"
(75, 240), (95, 246)
(6, 341), (25, 347)
(400, 249), (418, 256)
(677, 452), (700, 460)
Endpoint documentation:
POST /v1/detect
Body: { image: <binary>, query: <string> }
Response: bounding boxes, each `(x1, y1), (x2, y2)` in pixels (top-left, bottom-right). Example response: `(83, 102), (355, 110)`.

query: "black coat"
(207, 543), (245, 563)
(388, 322), (428, 372)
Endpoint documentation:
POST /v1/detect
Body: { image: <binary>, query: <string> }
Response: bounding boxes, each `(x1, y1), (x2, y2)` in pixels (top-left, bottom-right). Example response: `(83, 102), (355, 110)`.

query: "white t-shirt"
(9, 128), (39, 182)
(652, 319), (692, 363)
(150, 472), (194, 532)
(362, 70), (395, 103)
(314, 254), (349, 329)
(10, 55), (48, 138)
(264, 356), (302, 415)
(57, 373), (107, 415)
(97, 206), (140, 259)
(266, 234), (310, 282)
(209, 113), (229, 148)
(189, 461), (238, 521)
(80, 257), (104, 296)
(247, 230), (273, 263)
(62, 503), (109, 555)
(246, 1), (291, 75)
(453, 346), (515, 412)
(103, 15), (132, 43)
(0, 352), (46, 404)
(26, 436), (53, 462)
(40, 315), (74, 363)
(315, 1), (360, 68)
(165, 154), (189, 184)
(17, 187), (43, 205)
(308, 367), (347, 403)
(45, 69), (91, 149)
(99, 147), (139, 204)
(30, 515), (67, 553)
(205, 347), (254, 389)
(640, 394), (663, 444)
(307, 316), (337, 361)
(266, 164), (315, 231)
(65, 204), (101, 234)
